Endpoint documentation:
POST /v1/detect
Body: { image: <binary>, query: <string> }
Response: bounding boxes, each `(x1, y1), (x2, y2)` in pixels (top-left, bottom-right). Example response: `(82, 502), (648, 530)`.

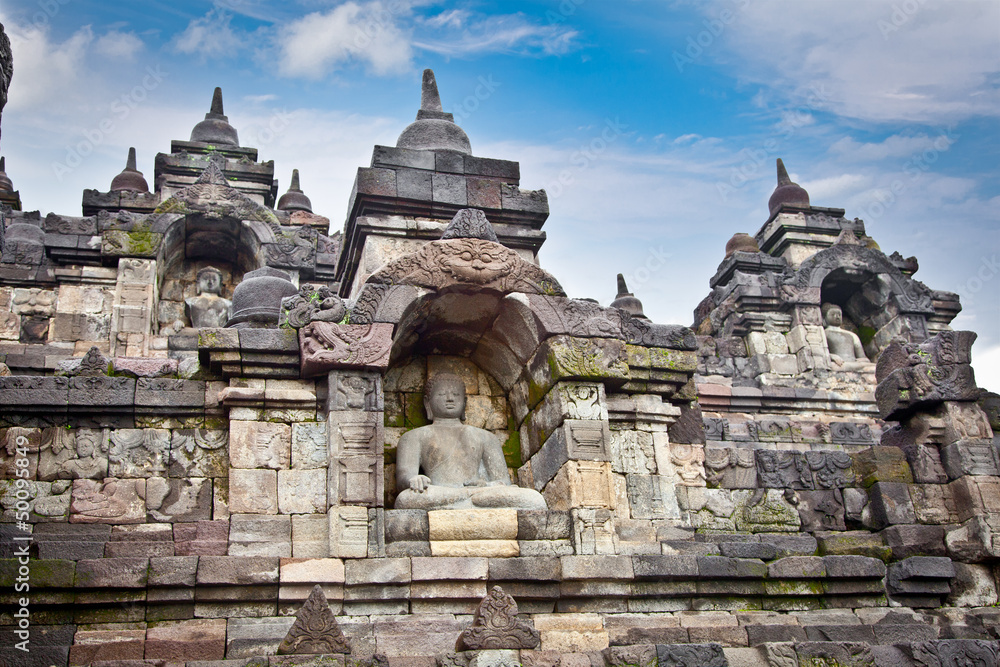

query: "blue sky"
(2, 0), (999, 390)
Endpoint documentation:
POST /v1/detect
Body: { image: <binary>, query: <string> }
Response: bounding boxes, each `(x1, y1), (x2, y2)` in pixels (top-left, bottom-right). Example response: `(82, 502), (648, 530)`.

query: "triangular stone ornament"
(456, 585), (540, 651)
(277, 584), (351, 655)
(440, 208), (498, 242)
(154, 161), (278, 224)
(70, 346), (112, 377)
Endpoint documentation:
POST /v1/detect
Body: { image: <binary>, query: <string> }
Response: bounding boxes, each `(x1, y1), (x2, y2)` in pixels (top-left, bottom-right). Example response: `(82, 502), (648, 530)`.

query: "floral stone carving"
(277, 584), (351, 655)
(456, 585), (540, 651)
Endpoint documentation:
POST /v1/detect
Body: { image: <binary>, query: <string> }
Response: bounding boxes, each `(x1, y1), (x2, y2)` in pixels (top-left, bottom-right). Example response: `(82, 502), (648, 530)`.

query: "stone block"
(345, 557), (410, 585)
(867, 482), (917, 529)
(655, 643), (727, 667)
(822, 555), (886, 579)
(427, 508), (518, 541)
(329, 455), (382, 506)
(329, 505), (369, 558)
(432, 173), (467, 205)
(34, 523), (111, 560)
(942, 439), (1000, 479)
(290, 422), (329, 469)
(68, 629), (146, 664)
(854, 446), (913, 486)
(149, 556), (199, 587)
(882, 524), (946, 559)
(226, 616), (295, 658)
(386, 509), (429, 542)
(291, 514), (329, 558)
(229, 421), (291, 469)
(626, 474), (681, 520)
(411, 556), (487, 581)
(278, 468), (327, 514)
(329, 410), (382, 456)
(75, 557), (149, 588)
(197, 556), (280, 585)
(517, 510), (572, 541)
(229, 514), (292, 557)
(229, 468), (278, 514)
(144, 618), (227, 661)
(631, 555), (699, 579)
(146, 476), (213, 523)
(697, 556), (767, 579)
(174, 520), (229, 556)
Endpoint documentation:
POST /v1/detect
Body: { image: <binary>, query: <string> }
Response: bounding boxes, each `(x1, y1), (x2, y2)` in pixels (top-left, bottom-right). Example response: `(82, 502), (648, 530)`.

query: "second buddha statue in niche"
(394, 373), (547, 511)
(186, 267), (231, 328)
(823, 303), (870, 371)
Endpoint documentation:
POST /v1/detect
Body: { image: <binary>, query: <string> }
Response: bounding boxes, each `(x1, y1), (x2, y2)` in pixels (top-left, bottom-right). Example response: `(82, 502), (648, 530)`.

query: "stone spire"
(396, 69), (472, 155)
(767, 158), (810, 215)
(610, 273), (648, 319)
(0, 156), (12, 192)
(109, 147), (150, 193)
(276, 168), (313, 213)
(190, 87), (239, 146)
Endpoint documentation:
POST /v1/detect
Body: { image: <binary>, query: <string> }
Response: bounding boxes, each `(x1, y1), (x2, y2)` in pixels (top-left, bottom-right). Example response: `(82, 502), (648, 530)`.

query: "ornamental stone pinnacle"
(277, 584), (351, 655)
(456, 585), (540, 651)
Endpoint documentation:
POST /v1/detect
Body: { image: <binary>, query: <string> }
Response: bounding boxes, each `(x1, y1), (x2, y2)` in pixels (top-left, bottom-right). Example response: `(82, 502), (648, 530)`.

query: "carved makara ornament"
(299, 321), (393, 376)
(277, 584), (351, 655)
(281, 284), (347, 329)
(456, 585), (540, 651)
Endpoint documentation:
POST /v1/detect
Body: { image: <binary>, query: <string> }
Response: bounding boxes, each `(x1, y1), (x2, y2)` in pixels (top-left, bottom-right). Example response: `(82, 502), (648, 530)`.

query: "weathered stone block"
(278, 468), (327, 514)
(229, 468), (278, 515)
(867, 482), (917, 529)
(329, 505), (369, 558)
(144, 618), (227, 661)
(230, 421), (291, 470)
(428, 509), (518, 541)
(854, 446), (913, 486)
(229, 514), (292, 557)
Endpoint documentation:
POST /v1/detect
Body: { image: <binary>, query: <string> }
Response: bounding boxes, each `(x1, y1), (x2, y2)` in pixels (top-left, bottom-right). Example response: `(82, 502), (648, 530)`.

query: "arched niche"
(148, 211), (273, 333)
(381, 352), (515, 509)
(788, 243), (935, 357)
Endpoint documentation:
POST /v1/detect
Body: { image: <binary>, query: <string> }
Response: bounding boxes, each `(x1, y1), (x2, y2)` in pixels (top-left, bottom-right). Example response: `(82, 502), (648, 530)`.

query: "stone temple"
(1, 53), (999, 667)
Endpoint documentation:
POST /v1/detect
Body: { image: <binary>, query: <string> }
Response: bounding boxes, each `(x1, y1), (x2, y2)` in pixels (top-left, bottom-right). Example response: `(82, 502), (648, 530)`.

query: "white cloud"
(174, 10), (245, 59)
(829, 134), (947, 161)
(277, 2), (413, 78)
(800, 173), (870, 201)
(414, 13), (579, 57)
(3, 18), (94, 112)
(709, 0), (1000, 123)
(95, 30), (144, 60)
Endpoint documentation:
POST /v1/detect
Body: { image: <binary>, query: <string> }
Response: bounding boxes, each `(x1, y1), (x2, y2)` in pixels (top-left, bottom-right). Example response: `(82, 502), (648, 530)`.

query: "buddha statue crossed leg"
(394, 373), (546, 511)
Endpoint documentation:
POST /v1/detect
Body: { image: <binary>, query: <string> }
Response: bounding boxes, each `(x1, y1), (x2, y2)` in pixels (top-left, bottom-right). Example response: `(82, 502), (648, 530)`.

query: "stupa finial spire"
(776, 158), (791, 186)
(210, 87), (224, 116)
(126, 147), (137, 171)
(421, 69), (443, 112)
